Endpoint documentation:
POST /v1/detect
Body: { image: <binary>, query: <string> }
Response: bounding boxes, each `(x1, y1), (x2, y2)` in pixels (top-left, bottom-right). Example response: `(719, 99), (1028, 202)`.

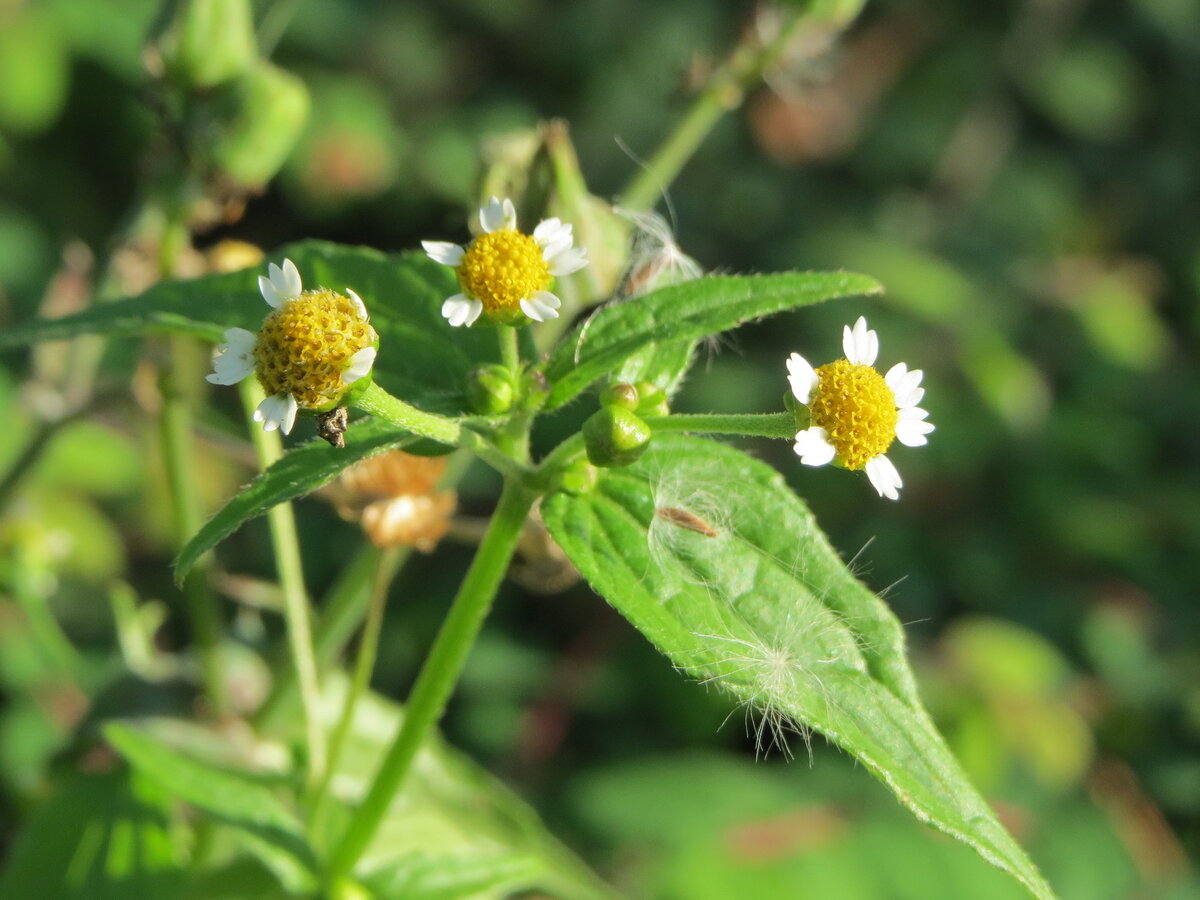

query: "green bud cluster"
(582, 381), (666, 468)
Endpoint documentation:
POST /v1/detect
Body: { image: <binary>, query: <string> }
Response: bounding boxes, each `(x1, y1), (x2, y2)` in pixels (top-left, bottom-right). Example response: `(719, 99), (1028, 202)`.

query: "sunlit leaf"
(174, 417), (423, 581)
(104, 721), (317, 893)
(542, 271), (881, 410)
(0, 768), (181, 899)
(0, 241), (502, 415)
(541, 435), (1056, 900)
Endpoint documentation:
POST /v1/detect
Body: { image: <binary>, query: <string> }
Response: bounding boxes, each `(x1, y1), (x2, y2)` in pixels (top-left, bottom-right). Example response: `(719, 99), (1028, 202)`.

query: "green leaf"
(0, 768), (182, 900)
(543, 271), (881, 410)
(541, 435), (1057, 900)
(294, 679), (619, 900)
(613, 338), (697, 399)
(104, 721), (318, 893)
(0, 241), (500, 415)
(175, 417), (422, 581)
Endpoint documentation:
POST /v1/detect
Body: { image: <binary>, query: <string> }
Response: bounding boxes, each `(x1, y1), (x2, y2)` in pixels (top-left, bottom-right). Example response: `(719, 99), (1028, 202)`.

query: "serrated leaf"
(0, 241), (501, 415)
(175, 417), (423, 581)
(0, 769), (182, 900)
(541, 435), (1056, 900)
(104, 721), (318, 892)
(543, 271), (881, 410)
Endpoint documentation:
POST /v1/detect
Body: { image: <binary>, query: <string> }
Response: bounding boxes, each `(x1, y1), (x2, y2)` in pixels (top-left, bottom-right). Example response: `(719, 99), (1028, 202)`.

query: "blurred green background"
(1, 0), (1199, 897)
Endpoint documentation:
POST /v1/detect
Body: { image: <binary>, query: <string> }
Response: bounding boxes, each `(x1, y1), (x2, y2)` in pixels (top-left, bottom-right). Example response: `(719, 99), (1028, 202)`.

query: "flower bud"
(557, 457), (599, 495)
(599, 382), (639, 411)
(634, 381), (670, 418)
(210, 62), (309, 188)
(467, 364), (515, 415)
(160, 0), (258, 90)
(582, 406), (651, 468)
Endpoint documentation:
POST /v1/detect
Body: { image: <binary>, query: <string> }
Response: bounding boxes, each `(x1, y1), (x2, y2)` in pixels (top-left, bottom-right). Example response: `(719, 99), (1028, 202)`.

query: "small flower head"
(787, 316), (933, 500)
(422, 196), (588, 327)
(206, 258), (379, 435)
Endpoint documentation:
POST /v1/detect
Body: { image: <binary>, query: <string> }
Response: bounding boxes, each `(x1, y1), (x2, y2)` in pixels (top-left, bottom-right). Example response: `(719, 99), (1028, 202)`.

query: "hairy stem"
(326, 478), (537, 886)
(354, 382), (530, 482)
(240, 379), (325, 784)
(617, 7), (842, 212)
(647, 411), (798, 439)
(499, 325), (522, 374)
(309, 546), (401, 835)
(161, 336), (228, 713)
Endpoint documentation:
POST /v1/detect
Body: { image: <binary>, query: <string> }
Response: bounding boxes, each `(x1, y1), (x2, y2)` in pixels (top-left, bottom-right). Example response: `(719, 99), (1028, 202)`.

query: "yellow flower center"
(809, 358), (899, 471)
(254, 289), (377, 410)
(456, 229), (550, 315)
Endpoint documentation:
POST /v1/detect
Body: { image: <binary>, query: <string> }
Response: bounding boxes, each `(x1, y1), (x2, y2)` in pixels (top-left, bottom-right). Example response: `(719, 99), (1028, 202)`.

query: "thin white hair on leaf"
(644, 457), (739, 587)
(613, 207), (704, 300)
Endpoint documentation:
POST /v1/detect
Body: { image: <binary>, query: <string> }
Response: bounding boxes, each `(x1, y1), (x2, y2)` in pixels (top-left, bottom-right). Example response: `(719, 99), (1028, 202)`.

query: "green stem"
(240, 380), (325, 784)
(161, 337), (227, 713)
(310, 547), (401, 834)
(499, 326), (521, 375)
(617, 9), (818, 212)
(533, 412), (797, 489)
(325, 478), (538, 887)
(13, 542), (84, 681)
(647, 411), (798, 439)
(354, 382), (530, 483)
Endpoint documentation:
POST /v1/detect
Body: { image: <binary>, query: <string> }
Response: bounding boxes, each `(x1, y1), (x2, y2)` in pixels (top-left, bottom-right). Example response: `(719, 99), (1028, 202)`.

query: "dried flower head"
(331, 451), (456, 552)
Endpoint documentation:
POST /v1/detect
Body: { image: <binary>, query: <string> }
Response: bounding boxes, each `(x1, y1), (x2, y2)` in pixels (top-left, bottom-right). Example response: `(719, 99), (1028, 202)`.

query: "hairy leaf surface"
(541, 435), (1056, 900)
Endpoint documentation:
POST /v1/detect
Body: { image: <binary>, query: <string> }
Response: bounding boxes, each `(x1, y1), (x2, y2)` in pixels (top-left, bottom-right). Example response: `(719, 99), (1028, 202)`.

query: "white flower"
(787, 316), (934, 500)
(422, 196), (588, 327)
(207, 258), (379, 437)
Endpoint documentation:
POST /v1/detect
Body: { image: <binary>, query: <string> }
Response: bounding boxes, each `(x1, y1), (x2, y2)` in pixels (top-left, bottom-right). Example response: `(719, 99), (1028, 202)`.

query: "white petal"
(206, 327), (257, 385)
(520, 291), (561, 322)
(865, 455), (902, 500)
(899, 406), (930, 421)
(345, 288), (369, 321)
(422, 241), (465, 267)
(534, 218), (573, 259)
(342, 345), (377, 384)
(442, 294), (483, 327)
(253, 392), (299, 435)
(258, 273), (284, 307)
(786, 352), (819, 404)
(278, 258), (302, 300)
(533, 217), (570, 245)
(547, 245), (588, 277)
(480, 197), (517, 233)
(896, 418), (935, 447)
(843, 316), (879, 366)
(885, 362), (925, 408)
(792, 427), (837, 467)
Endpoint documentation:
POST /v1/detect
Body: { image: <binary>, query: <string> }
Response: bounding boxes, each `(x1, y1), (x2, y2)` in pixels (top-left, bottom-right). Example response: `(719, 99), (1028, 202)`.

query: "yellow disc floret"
(456, 230), (551, 315)
(254, 289), (377, 410)
(809, 358), (899, 470)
